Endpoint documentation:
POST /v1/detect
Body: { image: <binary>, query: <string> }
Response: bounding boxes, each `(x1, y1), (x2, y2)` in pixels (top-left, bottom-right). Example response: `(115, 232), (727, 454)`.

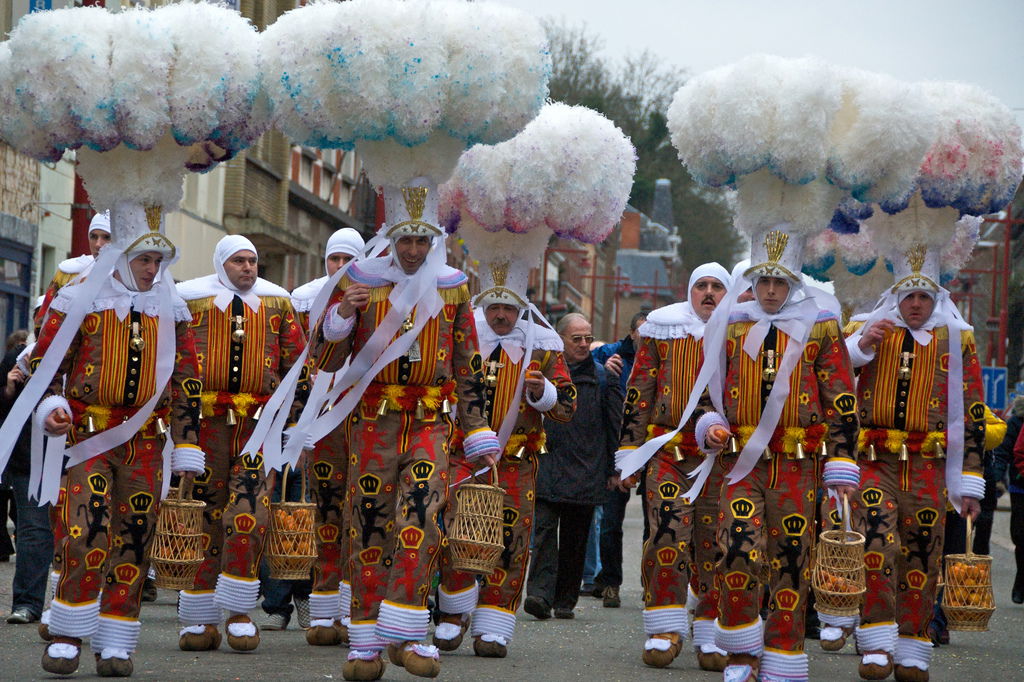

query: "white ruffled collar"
(639, 301), (708, 340)
(474, 307), (563, 364)
(176, 274), (290, 312)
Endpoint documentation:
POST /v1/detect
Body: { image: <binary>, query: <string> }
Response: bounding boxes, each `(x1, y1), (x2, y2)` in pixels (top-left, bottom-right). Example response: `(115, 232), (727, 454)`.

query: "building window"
(0, 239), (32, 341)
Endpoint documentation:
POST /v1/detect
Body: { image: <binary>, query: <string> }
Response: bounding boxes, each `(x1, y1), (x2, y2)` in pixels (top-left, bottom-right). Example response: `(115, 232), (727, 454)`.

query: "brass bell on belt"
(934, 442), (946, 459)
(819, 440), (828, 458)
(674, 445), (684, 462)
(510, 445), (526, 461)
(728, 436), (739, 455)
(86, 415), (97, 434)
(867, 443), (877, 461)
(253, 404), (264, 421)
(155, 417), (168, 435)
(898, 442), (910, 462)
(537, 442), (549, 456)
(376, 400), (389, 418)
(232, 315), (246, 343)
(129, 321), (145, 352)
(794, 442), (806, 460)
(415, 399), (426, 421)
(762, 448), (774, 461)
(441, 398), (452, 415)
(226, 407), (237, 426)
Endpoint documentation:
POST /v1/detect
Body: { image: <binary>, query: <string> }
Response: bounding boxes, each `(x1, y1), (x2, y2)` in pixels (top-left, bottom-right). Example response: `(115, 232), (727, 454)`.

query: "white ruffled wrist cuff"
(695, 411), (729, 455)
(463, 429), (500, 462)
(960, 472), (985, 501)
(323, 303), (355, 342)
(823, 457), (860, 488)
(170, 445), (206, 473)
(35, 395), (71, 436)
(526, 377), (557, 413)
(846, 335), (876, 369)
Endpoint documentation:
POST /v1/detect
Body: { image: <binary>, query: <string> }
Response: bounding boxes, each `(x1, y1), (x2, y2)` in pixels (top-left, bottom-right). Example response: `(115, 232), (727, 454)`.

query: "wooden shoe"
(42, 636), (81, 675)
(38, 622), (53, 642)
(387, 641), (441, 678)
(225, 614), (260, 652)
(697, 649), (728, 672)
(820, 625), (854, 652)
(858, 650), (893, 680)
(431, 615), (469, 652)
(642, 632), (683, 668)
(894, 664), (929, 682)
(96, 654), (134, 677)
(342, 654), (386, 681)
(178, 624), (221, 651)
(306, 622), (343, 646)
(472, 636), (508, 658)
(723, 653), (760, 682)
(336, 621), (350, 646)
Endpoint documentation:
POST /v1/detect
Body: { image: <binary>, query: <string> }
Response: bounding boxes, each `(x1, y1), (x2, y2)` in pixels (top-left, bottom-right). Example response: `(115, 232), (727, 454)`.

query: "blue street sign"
(982, 366), (1008, 411)
(30, 0), (52, 12)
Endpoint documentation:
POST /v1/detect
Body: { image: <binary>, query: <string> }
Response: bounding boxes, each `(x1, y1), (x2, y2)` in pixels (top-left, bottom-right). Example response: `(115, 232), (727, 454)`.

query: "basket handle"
(965, 515), (974, 559)
(471, 465), (499, 487)
(281, 463), (291, 503)
(177, 475), (194, 501)
(841, 493), (852, 533)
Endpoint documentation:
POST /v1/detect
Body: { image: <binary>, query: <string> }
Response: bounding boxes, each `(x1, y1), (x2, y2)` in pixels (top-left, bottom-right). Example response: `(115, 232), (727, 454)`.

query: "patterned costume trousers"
(53, 435), (162, 623)
(717, 455), (817, 653)
(439, 451), (538, 626)
(346, 408), (452, 645)
(191, 415), (274, 591)
(691, 457), (726, 623)
(640, 450), (699, 632)
(312, 425), (350, 594)
(853, 453), (947, 637)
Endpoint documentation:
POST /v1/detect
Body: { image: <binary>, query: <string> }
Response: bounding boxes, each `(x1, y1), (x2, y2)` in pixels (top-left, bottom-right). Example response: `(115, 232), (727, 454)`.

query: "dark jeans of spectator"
(1012, 492), (1024, 592)
(259, 466), (312, 618)
(0, 482), (15, 558)
(974, 453), (1005, 555)
(595, 489), (630, 589)
(527, 499), (595, 612)
(8, 473), (53, 616)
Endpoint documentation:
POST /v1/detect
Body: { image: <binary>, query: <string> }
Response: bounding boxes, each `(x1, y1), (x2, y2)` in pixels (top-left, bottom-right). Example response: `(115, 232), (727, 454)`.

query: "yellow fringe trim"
(504, 431), (546, 455)
(856, 428), (946, 454)
(81, 404), (159, 432)
(52, 270), (76, 289)
(200, 391), (261, 418)
(186, 296), (293, 314)
(378, 384), (448, 411)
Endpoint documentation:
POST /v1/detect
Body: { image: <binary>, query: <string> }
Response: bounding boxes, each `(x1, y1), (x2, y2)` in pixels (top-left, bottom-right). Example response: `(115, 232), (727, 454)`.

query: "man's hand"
(478, 453), (497, 469)
(705, 425), (730, 450)
(524, 369), (545, 402)
(858, 319), (895, 354)
(337, 283), (371, 319)
(829, 485), (857, 505)
(620, 473), (639, 490)
(45, 408), (72, 436)
(604, 353), (624, 378)
(4, 365), (24, 399)
(174, 471), (197, 483)
(607, 474), (629, 493)
(961, 496), (981, 522)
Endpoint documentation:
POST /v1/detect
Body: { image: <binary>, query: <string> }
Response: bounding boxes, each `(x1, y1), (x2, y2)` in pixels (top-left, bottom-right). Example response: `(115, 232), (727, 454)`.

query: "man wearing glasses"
(525, 313), (623, 620)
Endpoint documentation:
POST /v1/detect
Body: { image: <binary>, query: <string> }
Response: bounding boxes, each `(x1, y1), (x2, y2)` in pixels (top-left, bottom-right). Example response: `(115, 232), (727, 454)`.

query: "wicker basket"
(942, 516), (995, 631)
(812, 494), (866, 616)
(149, 480), (205, 590)
(448, 467), (505, 575)
(266, 464), (318, 580)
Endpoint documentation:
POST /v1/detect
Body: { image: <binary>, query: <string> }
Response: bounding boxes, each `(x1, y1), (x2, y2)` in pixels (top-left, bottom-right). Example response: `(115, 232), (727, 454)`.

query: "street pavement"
(2, 502), (1022, 680)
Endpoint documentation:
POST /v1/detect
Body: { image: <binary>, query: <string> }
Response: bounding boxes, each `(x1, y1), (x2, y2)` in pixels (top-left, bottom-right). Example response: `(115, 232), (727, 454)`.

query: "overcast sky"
(503, 0), (1024, 130)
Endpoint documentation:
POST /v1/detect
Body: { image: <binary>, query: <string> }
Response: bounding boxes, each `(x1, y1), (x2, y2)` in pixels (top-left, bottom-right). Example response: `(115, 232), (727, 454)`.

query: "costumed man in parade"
(699, 227), (861, 682)
(31, 215), (203, 677)
(291, 227), (366, 646)
(34, 211), (112, 334)
(842, 244), (984, 682)
(308, 184), (499, 681)
(433, 230), (576, 660)
(615, 262), (730, 671)
(175, 235), (308, 653)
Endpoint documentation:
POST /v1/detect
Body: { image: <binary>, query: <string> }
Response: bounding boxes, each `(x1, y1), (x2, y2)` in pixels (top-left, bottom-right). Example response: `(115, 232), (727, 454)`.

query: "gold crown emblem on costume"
(782, 513), (808, 537)
(241, 452), (263, 470)
(659, 481), (680, 500)
(88, 473), (108, 495)
(313, 461), (333, 480)
(144, 205), (162, 232)
(906, 244), (927, 275)
(129, 492), (154, 514)
(764, 229), (789, 265)
(358, 473), (381, 496)
(502, 507), (520, 527)
(402, 187), (427, 222)
(411, 459), (435, 482)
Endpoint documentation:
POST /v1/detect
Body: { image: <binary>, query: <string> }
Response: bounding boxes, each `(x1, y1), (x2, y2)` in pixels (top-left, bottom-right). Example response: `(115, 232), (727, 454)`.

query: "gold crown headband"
(743, 228), (798, 281)
(891, 243), (938, 293)
(385, 186), (442, 237)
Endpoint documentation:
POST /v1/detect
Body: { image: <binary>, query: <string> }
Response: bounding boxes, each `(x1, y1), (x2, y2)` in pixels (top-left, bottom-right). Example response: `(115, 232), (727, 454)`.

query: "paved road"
(2, 504), (1021, 680)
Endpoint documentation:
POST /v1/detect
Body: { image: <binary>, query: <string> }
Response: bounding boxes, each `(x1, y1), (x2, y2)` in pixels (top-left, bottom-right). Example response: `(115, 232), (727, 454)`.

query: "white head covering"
(325, 228), (365, 274)
(88, 211), (111, 235)
(688, 262), (731, 298)
(214, 235), (258, 290)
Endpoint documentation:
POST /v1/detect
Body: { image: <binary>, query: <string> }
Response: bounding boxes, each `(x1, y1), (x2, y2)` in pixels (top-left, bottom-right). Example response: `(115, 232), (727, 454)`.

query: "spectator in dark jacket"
(589, 311), (647, 607)
(2, 333), (55, 624)
(526, 313), (623, 620)
(1005, 397), (1024, 603)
